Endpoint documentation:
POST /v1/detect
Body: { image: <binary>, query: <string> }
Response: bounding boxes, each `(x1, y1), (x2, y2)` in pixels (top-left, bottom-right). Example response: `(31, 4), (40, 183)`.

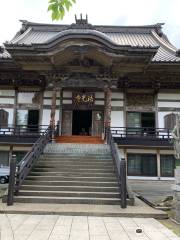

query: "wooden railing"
(110, 127), (171, 140)
(0, 125), (49, 137)
(7, 126), (52, 205)
(106, 127), (127, 208)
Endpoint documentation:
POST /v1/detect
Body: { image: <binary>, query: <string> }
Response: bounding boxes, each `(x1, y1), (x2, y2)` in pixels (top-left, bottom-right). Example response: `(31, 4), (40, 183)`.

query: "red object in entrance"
(55, 136), (104, 144)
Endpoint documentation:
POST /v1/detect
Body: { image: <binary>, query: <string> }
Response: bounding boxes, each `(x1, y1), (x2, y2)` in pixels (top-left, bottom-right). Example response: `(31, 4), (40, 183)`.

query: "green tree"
(48, 0), (76, 20)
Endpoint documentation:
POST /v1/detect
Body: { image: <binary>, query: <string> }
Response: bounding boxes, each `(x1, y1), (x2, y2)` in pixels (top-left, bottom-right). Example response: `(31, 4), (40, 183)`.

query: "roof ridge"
(19, 20), (164, 30)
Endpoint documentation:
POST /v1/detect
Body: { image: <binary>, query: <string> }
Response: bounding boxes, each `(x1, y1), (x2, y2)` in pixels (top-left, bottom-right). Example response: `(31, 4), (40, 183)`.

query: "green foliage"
(48, 0), (76, 20)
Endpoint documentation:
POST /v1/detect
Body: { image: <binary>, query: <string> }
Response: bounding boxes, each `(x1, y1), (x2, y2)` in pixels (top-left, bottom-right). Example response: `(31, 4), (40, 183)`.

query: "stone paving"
(0, 214), (180, 240)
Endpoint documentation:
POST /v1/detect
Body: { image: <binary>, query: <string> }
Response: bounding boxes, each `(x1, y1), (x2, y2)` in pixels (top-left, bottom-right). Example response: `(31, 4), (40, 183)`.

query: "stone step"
(26, 176), (117, 182)
(21, 185), (119, 192)
(23, 180), (118, 187)
(41, 155), (112, 160)
(14, 196), (121, 205)
(32, 168), (115, 173)
(18, 190), (120, 198)
(40, 157), (112, 161)
(34, 165), (114, 170)
(29, 172), (115, 177)
(37, 162), (113, 167)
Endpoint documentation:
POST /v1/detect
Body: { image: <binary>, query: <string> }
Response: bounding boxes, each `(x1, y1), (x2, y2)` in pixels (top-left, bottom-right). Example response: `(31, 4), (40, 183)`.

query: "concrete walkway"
(0, 214), (179, 240)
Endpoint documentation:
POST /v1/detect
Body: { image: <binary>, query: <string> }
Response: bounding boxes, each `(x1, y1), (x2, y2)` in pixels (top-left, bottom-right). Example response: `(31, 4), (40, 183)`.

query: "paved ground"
(129, 180), (174, 204)
(0, 214), (180, 240)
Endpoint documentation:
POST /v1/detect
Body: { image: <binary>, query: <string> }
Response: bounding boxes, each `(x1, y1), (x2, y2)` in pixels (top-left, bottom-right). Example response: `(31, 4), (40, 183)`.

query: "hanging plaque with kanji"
(73, 92), (95, 107)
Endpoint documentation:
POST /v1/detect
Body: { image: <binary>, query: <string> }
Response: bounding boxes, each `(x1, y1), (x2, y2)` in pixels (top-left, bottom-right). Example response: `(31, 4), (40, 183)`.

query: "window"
(127, 112), (155, 129)
(0, 151), (9, 167)
(160, 155), (175, 177)
(127, 153), (157, 176)
(0, 109), (9, 127)
(127, 112), (155, 135)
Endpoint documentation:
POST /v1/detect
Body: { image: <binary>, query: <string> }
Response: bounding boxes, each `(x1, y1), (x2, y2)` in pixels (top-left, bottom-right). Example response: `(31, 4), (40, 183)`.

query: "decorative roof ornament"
(69, 14), (94, 29)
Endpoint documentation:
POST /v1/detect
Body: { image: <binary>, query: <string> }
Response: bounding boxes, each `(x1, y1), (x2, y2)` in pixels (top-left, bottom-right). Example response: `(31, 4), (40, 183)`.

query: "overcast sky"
(0, 0), (179, 48)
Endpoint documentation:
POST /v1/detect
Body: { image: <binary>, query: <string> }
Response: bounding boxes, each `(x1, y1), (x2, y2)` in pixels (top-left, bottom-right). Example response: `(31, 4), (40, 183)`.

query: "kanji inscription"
(73, 92), (95, 106)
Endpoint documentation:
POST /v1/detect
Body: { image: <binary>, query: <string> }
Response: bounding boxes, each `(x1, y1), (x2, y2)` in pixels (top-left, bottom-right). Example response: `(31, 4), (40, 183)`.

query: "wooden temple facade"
(0, 16), (180, 179)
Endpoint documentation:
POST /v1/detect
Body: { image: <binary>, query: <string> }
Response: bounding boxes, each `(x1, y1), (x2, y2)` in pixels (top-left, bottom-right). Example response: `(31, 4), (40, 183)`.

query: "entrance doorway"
(72, 110), (92, 135)
(27, 110), (39, 131)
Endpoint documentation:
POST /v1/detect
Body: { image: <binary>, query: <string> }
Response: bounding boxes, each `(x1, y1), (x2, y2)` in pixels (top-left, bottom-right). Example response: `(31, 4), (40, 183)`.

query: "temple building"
(0, 16), (180, 180)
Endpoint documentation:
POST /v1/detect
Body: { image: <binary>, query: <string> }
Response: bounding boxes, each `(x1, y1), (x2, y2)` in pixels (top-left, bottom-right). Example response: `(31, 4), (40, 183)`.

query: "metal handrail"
(7, 125), (52, 205)
(106, 127), (127, 208)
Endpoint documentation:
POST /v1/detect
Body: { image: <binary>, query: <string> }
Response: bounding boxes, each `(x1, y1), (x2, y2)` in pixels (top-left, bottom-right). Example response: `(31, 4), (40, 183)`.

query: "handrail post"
(120, 158), (127, 208)
(167, 129), (170, 139)
(7, 154), (17, 206)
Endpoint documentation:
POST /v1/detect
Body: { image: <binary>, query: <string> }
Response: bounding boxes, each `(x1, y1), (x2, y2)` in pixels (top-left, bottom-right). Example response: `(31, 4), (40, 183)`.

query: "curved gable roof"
(2, 20), (180, 63)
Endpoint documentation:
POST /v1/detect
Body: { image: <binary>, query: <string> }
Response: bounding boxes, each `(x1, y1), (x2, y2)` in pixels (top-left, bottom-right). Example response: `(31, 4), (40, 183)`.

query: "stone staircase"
(13, 143), (134, 205)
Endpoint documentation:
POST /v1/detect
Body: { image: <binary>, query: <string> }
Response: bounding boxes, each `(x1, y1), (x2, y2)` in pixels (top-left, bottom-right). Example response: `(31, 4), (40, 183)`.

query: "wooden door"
(61, 110), (72, 135)
(92, 111), (104, 136)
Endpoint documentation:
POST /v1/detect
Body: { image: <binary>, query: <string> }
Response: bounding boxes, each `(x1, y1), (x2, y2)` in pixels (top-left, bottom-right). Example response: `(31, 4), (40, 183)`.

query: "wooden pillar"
(104, 86), (112, 128)
(50, 87), (57, 141)
(59, 88), (63, 136)
(157, 149), (161, 179)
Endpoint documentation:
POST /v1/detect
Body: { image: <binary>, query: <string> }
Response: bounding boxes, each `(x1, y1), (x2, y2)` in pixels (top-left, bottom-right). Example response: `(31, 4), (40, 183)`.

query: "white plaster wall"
(63, 91), (72, 98)
(0, 90), (15, 96)
(158, 93), (180, 100)
(0, 98), (14, 104)
(95, 100), (104, 105)
(42, 109), (59, 125)
(111, 111), (124, 127)
(43, 99), (51, 105)
(95, 92), (104, 98)
(111, 92), (123, 99)
(158, 112), (172, 128)
(111, 101), (124, 107)
(44, 91), (52, 98)
(13, 146), (31, 151)
(158, 102), (180, 108)
(0, 146), (10, 151)
(160, 150), (174, 154)
(43, 99), (60, 105)
(63, 100), (72, 104)
(42, 110), (51, 125)
(127, 149), (157, 154)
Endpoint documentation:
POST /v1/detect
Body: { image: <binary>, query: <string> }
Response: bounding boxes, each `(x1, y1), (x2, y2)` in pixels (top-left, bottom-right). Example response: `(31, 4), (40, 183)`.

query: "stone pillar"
(50, 87), (57, 142)
(104, 86), (112, 129)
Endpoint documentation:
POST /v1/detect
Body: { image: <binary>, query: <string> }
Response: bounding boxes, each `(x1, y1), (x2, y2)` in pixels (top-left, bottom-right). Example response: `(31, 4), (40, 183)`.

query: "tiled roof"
(0, 47), (11, 59)
(1, 21), (180, 63)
